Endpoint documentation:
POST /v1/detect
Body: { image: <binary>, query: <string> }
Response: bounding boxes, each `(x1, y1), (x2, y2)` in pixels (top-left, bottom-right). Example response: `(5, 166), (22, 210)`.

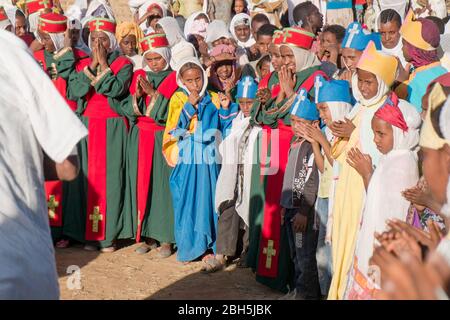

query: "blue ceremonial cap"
(290, 89), (320, 121)
(236, 76), (258, 100)
(314, 75), (352, 104)
(342, 22), (382, 51)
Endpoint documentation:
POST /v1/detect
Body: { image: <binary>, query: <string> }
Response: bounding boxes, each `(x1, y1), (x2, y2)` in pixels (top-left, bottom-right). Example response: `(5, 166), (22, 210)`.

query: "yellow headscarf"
(115, 21), (144, 52)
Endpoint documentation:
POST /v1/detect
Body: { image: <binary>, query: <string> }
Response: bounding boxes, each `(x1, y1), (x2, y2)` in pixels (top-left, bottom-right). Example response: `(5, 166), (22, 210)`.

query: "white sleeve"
(9, 40), (88, 164)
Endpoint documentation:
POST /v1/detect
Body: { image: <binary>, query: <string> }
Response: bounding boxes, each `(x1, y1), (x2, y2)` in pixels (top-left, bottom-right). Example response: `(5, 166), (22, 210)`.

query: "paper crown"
(400, 10), (435, 51)
(279, 27), (315, 50)
(314, 75), (352, 104)
(26, 0), (53, 15)
(356, 41), (398, 87)
(88, 17), (116, 33)
(38, 13), (67, 33)
(272, 30), (283, 45)
(140, 33), (169, 53)
(375, 93), (408, 132)
(236, 76), (258, 100)
(290, 89), (319, 121)
(0, 6), (8, 21)
(342, 22), (381, 51)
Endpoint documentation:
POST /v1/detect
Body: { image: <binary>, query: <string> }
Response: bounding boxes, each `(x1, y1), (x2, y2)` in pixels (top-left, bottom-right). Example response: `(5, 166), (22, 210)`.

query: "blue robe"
(169, 93), (238, 262)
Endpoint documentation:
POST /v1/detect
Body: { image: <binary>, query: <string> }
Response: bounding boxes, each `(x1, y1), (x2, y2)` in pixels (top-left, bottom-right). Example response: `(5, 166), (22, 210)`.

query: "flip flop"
(201, 256), (225, 273)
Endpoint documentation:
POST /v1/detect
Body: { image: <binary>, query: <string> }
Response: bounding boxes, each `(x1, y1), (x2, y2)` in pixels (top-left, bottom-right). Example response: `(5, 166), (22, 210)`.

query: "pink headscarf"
(209, 44), (238, 91)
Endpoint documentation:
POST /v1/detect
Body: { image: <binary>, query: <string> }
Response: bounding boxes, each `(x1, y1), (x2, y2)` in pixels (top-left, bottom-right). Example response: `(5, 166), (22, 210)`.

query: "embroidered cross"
(47, 195), (59, 219)
(345, 23), (360, 48)
(89, 206), (103, 233)
(242, 77), (253, 98)
(314, 77), (323, 103)
(282, 29), (294, 42)
(263, 240), (277, 269)
(291, 90), (307, 116)
(39, 0), (51, 7)
(93, 19), (105, 31)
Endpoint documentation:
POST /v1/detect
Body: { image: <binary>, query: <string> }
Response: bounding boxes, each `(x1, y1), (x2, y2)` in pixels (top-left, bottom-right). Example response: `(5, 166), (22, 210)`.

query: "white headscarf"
(324, 101), (353, 140)
(137, 0), (167, 32)
(170, 40), (197, 70)
(142, 46), (171, 71)
(85, 0), (115, 21)
(229, 13), (255, 48)
(5, 6), (16, 33)
(0, 16), (12, 31)
(391, 101), (421, 150)
(280, 45), (321, 73)
(184, 11), (209, 39)
(351, 73), (389, 107)
(176, 57), (208, 98)
(50, 33), (66, 52)
(157, 16), (184, 48)
(28, 11), (40, 34)
(88, 30), (118, 52)
(205, 20), (232, 46)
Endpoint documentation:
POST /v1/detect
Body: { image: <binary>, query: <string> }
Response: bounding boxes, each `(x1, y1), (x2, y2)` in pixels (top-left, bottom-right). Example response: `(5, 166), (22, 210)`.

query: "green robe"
(66, 51), (134, 248)
(246, 66), (321, 292)
(121, 69), (176, 244)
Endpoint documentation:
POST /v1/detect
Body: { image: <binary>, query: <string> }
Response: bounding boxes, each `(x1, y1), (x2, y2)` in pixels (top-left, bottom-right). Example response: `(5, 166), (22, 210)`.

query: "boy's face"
(317, 102), (332, 126)
(238, 98), (254, 117)
(371, 116), (394, 155)
(256, 34), (272, 55)
(251, 20), (267, 39)
(15, 15), (27, 37)
(307, 7), (324, 34)
(181, 68), (203, 93)
(291, 115), (312, 137)
(341, 48), (362, 72)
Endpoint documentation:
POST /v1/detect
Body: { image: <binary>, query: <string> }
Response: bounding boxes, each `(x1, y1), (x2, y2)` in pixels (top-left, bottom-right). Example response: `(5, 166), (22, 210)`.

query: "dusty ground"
(55, 0), (282, 301)
(56, 243), (282, 300)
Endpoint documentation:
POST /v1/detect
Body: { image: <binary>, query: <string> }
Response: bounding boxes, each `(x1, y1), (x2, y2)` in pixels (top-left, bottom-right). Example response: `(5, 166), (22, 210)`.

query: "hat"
(280, 27), (315, 50)
(26, 0), (53, 15)
(88, 17), (116, 33)
(342, 22), (381, 51)
(314, 75), (352, 104)
(236, 76), (258, 100)
(140, 33), (169, 52)
(356, 41), (398, 87)
(375, 93), (408, 131)
(272, 29), (283, 45)
(290, 89), (320, 121)
(400, 9), (438, 51)
(38, 12), (67, 33)
(0, 6), (8, 21)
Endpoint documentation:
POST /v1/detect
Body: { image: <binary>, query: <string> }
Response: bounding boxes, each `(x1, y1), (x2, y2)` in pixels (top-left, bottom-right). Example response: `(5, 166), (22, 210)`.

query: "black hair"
(231, 0), (249, 15)
(256, 24), (278, 38)
(426, 16), (445, 34)
(292, 1), (317, 27)
(322, 24), (346, 43)
(15, 9), (25, 18)
(251, 13), (270, 27)
(379, 9), (402, 28)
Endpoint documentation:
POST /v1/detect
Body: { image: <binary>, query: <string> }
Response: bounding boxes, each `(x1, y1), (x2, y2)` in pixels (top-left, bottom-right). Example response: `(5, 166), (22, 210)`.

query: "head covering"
(352, 72), (390, 107)
(137, 0), (166, 32)
(184, 11), (209, 39)
(356, 41), (398, 87)
(290, 89), (320, 121)
(281, 44), (321, 73)
(400, 10), (439, 52)
(4, 6), (17, 33)
(176, 56), (208, 98)
(342, 22), (382, 51)
(140, 33), (170, 71)
(26, 0), (53, 15)
(314, 75), (352, 104)
(209, 44), (238, 91)
(115, 21), (144, 52)
(157, 16), (184, 47)
(170, 40), (197, 70)
(84, 0), (115, 20)
(236, 76), (258, 100)
(0, 6), (12, 30)
(88, 17), (118, 52)
(229, 13), (254, 48)
(205, 20), (232, 45)
(38, 13), (67, 52)
(279, 26), (315, 50)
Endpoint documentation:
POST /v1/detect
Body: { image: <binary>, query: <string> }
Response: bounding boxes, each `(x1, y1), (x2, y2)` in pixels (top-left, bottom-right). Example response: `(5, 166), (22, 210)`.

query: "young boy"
(280, 89), (321, 299)
(206, 76), (261, 272)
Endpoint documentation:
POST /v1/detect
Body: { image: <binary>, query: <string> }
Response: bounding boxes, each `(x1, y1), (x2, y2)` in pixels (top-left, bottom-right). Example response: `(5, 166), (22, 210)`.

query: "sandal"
(157, 243), (172, 258)
(100, 245), (116, 253)
(201, 255), (226, 273)
(55, 239), (70, 249)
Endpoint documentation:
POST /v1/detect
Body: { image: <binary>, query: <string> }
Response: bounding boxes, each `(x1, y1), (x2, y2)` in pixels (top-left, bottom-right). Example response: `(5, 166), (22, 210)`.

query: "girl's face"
(181, 67), (203, 93)
(269, 44), (282, 72)
(234, 0), (245, 14)
(15, 15), (26, 37)
(154, 24), (164, 34)
(120, 34), (137, 56)
(341, 48), (362, 72)
(259, 60), (271, 79)
(71, 29), (81, 45)
(216, 62), (233, 81)
(421, 145), (450, 205)
(238, 98), (254, 117)
(38, 30), (55, 52)
(371, 116), (394, 154)
(212, 37), (228, 47)
(90, 31), (111, 51)
(280, 45), (296, 72)
(234, 24), (250, 42)
(317, 102), (332, 126)
(144, 52), (167, 72)
(357, 69), (379, 100)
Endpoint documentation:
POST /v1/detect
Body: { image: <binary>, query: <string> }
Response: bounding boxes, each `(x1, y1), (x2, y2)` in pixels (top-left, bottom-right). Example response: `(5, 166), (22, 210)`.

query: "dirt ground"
(55, 0), (282, 301)
(56, 242), (283, 300)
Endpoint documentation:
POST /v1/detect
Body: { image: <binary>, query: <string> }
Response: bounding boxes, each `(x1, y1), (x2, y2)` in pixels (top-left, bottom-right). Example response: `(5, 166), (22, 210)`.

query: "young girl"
(121, 33), (179, 257)
(231, 0), (249, 16)
(116, 21), (144, 71)
(208, 44), (240, 101)
(345, 93), (421, 300)
(163, 58), (239, 262)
